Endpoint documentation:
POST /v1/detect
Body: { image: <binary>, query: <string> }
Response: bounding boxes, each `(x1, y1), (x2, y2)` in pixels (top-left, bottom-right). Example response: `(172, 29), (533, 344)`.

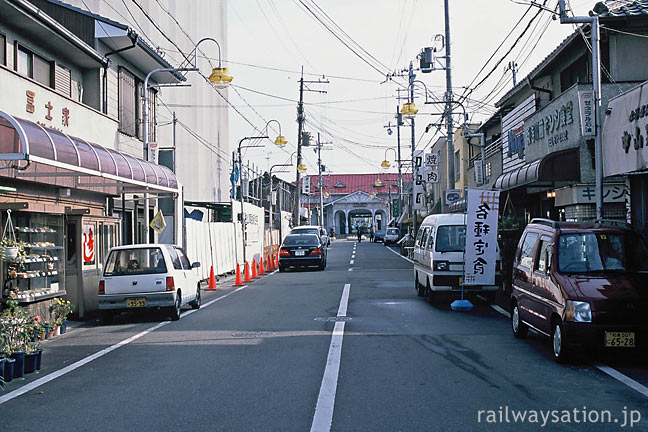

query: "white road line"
(311, 283), (350, 432)
(490, 304), (509, 318)
(350, 260), (354, 264)
(0, 285), (247, 405)
(348, 268), (353, 272)
(595, 364), (648, 398)
(385, 245), (414, 263)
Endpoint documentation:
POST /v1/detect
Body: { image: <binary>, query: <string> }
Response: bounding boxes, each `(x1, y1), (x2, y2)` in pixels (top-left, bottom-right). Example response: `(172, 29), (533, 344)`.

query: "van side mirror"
(192, 262), (201, 268)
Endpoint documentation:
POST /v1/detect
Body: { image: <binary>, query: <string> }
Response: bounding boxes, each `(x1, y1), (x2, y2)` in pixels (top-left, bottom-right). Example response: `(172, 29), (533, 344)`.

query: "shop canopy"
(0, 111), (178, 195)
(493, 148), (580, 191)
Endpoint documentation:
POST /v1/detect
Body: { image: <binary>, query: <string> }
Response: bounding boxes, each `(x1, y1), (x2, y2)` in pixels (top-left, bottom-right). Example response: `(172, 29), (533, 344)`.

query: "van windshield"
(435, 225), (466, 252)
(104, 248), (167, 276)
(558, 232), (648, 273)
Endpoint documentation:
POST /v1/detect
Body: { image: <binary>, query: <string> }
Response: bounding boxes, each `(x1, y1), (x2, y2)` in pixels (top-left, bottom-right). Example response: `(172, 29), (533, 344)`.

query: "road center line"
(311, 283), (350, 432)
(350, 260), (354, 264)
(0, 285), (247, 405)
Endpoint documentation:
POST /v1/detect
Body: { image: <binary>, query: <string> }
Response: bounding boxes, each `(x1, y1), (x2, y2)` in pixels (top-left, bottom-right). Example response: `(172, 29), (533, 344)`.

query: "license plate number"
(605, 331), (635, 348)
(126, 297), (146, 308)
(295, 250), (305, 256)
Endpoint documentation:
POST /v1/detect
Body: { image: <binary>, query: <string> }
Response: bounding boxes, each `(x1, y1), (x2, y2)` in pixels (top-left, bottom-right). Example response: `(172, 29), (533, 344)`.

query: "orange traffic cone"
(207, 266), (218, 290)
(234, 263), (243, 286)
(251, 259), (259, 279)
(259, 257), (266, 275)
(244, 261), (251, 282)
(268, 254), (274, 270)
(274, 253), (279, 269)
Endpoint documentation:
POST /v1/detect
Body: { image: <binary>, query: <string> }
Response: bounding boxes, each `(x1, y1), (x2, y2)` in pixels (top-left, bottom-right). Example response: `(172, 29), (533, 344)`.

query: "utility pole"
(317, 133), (324, 229)
(506, 61), (518, 87)
(295, 68), (305, 227)
(408, 61), (418, 238)
(396, 107), (404, 224)
(558, 0), (603, 219)
(294, 67), (329, 227)
(444, 0), (455, 204)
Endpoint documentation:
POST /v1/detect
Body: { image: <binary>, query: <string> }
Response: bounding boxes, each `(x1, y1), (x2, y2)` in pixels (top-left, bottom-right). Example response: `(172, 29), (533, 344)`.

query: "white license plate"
(605, 331), (635, 348)
(295, 250), (306, 256)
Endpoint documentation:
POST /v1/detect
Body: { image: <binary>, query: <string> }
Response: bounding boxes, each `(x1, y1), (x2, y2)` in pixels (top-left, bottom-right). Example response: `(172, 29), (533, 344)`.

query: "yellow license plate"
(605, 331), (635, 348)
(126, 297), (146, 308)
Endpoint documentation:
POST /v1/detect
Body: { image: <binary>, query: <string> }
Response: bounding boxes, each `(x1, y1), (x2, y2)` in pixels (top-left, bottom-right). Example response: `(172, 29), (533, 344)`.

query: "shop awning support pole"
(558, 0), (603, 219)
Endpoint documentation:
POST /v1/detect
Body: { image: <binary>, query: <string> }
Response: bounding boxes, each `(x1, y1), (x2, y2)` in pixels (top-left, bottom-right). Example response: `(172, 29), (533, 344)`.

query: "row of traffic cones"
(234, 252), (280, 286)
(206, 252), (281, 291)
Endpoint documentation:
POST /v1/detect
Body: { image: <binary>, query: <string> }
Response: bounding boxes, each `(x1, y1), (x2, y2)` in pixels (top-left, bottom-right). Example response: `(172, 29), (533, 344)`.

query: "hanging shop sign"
(578, 91), (595, 137)
(424, 151), (439, 184)
(82, 223), (96, 266)
(150, 210), (166, 234)
(302, 176), (310, 195)
(602, 81), (648, 177)
(444, 189), (461, 205)
(413, 150), (425, 210)
(464, 189), (500, 286)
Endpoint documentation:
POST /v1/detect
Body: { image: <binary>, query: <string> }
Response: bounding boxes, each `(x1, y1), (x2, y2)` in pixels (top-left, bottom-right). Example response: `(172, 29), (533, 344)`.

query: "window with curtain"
(119, 68), (136, 136)
(16, 45), (52, 88)
(0, 34), (6, 66)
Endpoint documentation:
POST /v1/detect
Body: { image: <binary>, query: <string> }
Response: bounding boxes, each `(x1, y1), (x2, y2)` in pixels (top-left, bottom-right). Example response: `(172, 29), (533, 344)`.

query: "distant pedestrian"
(357, 227), (362, 243)
(369, 228), (374, 243)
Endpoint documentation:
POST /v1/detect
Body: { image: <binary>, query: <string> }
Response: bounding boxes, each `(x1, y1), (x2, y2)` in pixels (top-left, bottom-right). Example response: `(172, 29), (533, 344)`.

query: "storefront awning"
(0, 111), (178, 195)
(493, 148), (580, 191)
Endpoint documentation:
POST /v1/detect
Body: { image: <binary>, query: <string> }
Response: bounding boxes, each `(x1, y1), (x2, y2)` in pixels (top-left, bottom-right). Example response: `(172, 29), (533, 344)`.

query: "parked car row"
(412, 214), (648, 362)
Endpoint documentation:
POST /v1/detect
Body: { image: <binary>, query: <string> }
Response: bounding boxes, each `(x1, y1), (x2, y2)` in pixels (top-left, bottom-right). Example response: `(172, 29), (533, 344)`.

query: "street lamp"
(381, 148), (398, 169)
(141, 37), (232, 243)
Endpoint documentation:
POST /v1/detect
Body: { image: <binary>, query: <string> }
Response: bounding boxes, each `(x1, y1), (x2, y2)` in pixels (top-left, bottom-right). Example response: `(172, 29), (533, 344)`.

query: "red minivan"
(510, 219), (648, 362)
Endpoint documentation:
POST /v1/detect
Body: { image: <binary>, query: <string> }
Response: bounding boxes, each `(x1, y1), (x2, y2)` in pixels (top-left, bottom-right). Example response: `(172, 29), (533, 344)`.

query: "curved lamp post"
(381, 148), (398, 169)
(142, 36), (233, 243)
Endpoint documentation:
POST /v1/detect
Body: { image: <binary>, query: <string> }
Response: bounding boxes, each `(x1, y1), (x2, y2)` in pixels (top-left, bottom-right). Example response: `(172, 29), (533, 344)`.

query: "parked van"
(413, 213), (499, 303)
(511, 219), (648, 362)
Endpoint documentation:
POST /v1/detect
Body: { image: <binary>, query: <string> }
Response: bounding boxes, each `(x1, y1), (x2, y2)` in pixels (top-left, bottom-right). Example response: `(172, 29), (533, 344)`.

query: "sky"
(225, 0), (595, 182)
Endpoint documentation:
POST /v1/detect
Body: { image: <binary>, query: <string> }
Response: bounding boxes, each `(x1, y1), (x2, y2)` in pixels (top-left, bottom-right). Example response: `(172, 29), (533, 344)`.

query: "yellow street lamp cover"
(400, 102), (418, 119)
(380, 160), (391, 169)
(209, 67), (233, 88)
(323, 192), (330, 198)
(274, 135), (287, 147)
(297, 164), (307, 172)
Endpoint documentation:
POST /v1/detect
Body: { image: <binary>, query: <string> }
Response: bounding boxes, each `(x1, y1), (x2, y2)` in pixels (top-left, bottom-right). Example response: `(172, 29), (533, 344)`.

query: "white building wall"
(64, 0), (230, 203)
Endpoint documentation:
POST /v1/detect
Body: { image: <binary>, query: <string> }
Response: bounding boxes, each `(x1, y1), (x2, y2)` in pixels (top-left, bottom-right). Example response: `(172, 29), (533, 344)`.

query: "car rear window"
(292, 228), (319, 236)
(283, 234), (319, 246)
(104, 248), (167, 276)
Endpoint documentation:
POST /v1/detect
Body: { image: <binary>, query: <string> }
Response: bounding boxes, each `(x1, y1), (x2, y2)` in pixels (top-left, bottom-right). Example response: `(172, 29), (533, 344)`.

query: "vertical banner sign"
(148, 142), (159, 164)
(464, 189), (500, 285)
(474, 160), (483, 185)
(424, 151), (439, 184)
(413, 150), (425, 210)
(578, 91), (595, 137)
(302, 176), (310, 194)
(82, 224), (95, 266)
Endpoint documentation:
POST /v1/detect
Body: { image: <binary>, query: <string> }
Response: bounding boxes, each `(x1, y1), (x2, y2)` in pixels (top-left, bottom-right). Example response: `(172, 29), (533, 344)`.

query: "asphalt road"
(2, 239), (648, 431)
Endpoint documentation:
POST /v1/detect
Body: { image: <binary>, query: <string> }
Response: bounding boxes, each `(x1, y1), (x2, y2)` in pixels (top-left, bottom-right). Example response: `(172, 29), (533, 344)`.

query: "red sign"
(83, 224), (95, 265)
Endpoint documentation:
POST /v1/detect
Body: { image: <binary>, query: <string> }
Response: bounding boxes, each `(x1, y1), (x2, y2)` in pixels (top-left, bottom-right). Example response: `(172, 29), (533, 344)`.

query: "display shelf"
(14, 288), (66, 304)
(15, 227), (56, 233)
(18, 256), (59, 264)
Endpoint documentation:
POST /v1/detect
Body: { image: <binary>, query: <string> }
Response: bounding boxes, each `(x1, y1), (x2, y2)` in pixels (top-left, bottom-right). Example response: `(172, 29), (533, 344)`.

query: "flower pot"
(0, 358), (5, 380)
(53, 325), (60, 337)
(44, 325), (50, 339)
(35, 349), (42, 370)
(24, 352), (38, 374)
(5, 246), (19, 261)
(10, 351), (25, 378)
(2, 358), (15, 382)
(60, 320), (67, 334)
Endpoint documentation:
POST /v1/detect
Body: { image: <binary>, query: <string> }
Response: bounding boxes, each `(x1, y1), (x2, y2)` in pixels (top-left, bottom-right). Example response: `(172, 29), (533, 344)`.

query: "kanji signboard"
(464, 189), (500, 286)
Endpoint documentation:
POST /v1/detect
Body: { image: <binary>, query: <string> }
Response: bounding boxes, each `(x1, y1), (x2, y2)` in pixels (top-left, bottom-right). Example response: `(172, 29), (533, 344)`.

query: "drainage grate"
(314, 316), (352, 322)
(231, 331), (276, 338)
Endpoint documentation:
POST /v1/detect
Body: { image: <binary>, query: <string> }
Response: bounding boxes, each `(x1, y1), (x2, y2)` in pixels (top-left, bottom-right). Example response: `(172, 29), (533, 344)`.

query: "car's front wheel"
(170, 293), (182, 321)
(415, 274), (425, 297)
(552, 318), (570, 363)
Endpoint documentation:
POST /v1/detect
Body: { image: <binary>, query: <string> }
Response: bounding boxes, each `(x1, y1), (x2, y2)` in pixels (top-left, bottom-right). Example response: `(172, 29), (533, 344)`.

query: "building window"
(16, 44), (53, 88)
(119, 67), (156, 140)
(0, 34), (5, 66)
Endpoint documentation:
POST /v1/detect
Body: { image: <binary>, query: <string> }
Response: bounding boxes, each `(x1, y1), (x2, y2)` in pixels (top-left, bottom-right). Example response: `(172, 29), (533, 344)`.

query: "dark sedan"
(278, 234), (327, 271)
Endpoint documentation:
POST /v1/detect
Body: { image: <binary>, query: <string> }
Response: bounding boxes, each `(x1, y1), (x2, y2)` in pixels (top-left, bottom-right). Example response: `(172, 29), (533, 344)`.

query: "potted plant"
(0, 293), (33, 378)
(24, 341), (40, 374)
(51, 297), (74, 334)
(1, 210), (26, 264)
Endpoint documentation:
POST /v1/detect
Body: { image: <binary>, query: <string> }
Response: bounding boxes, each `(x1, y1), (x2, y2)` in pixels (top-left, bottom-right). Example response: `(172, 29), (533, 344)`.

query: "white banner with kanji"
(413, 150), (425, 210)
(464, 189), (500, 285)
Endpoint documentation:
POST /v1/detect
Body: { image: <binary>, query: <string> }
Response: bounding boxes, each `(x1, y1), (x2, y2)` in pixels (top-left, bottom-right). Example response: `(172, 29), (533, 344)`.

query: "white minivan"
(413, 213), (499, 303)
(98, 244), (201, 322)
